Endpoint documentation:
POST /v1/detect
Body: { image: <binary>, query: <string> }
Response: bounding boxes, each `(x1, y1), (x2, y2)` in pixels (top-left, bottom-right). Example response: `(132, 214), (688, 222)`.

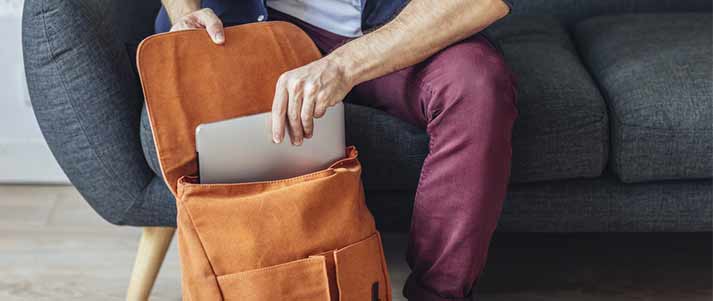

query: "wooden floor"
(0, 184), (710, 301)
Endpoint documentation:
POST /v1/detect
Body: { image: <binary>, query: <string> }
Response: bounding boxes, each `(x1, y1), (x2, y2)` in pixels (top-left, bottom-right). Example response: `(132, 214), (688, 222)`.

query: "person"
(156, 0), (517, 300)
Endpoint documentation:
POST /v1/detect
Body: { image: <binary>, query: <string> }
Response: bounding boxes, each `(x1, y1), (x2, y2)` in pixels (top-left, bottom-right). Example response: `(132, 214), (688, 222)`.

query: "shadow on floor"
(383, 232), (712, 301)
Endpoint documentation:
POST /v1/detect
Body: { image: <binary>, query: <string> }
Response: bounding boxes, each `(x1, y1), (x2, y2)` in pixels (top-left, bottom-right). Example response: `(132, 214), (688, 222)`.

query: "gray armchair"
(22, 1), (176, 298)
(23, 0), (169, 226)
(23, 0), (712, 299)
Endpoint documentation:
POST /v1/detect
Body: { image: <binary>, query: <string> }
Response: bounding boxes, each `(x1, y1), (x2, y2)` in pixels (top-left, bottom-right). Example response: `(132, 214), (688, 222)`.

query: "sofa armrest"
(22, 0), (175, 226)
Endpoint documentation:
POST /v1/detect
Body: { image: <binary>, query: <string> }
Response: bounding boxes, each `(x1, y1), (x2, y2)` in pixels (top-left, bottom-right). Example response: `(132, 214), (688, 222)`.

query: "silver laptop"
(195, 103), (346, 184)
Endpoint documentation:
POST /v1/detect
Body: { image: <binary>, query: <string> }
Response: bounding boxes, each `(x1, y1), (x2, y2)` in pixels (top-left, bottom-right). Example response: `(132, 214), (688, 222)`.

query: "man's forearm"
(162, 0), (200, 24)
(328, 0), (510, 86)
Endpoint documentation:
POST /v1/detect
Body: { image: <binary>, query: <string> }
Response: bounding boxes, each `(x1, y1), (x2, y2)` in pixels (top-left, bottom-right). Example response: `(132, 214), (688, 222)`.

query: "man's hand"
(163, 0), (224, 44)
(271, 57), (354, 145)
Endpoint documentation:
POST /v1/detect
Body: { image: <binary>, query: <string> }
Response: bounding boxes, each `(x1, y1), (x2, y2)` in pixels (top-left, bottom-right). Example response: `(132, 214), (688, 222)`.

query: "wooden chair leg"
(126, 227), (176, 301)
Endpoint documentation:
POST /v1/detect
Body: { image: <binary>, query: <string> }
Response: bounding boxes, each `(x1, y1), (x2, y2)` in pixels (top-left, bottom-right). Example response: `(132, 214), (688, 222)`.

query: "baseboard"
(0, 139), (70, 184)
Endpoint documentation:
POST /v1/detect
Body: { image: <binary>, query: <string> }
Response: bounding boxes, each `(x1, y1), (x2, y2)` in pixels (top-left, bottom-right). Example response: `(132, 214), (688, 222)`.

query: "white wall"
(0, 0), (70, 183)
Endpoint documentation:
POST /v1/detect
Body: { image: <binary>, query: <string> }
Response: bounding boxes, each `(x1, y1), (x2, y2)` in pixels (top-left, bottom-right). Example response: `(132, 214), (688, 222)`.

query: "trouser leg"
(350, 35), (518, 300)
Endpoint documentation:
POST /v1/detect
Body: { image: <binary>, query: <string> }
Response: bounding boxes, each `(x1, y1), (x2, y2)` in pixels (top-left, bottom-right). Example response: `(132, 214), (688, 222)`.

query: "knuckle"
(209, 18), (222, 26)
(303, 83), (317, 95)
(278, 74), (290, 85)
(288, 78), (303, 91)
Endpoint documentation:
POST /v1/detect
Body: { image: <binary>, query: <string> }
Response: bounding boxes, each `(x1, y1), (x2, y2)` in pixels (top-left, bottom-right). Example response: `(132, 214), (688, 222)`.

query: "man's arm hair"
(329, 0), (510, 85)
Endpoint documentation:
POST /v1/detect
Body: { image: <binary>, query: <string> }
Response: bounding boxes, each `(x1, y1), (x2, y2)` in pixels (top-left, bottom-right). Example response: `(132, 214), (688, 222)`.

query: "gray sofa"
(23, 0), (712, 233)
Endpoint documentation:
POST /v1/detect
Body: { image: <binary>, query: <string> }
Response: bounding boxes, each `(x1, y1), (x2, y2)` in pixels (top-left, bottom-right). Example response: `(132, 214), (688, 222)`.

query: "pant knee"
(425, 62), (516, 125)
(422, 40), (516, 123)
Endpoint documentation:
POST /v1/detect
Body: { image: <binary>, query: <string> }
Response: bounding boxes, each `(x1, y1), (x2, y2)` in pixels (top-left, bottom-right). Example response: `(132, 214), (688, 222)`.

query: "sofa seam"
(514, 116), (607, 138)
(615, 119), (713, 132)
(604, 85), (712, 132)
(39, 0), (139, 224)
(569, 22), (629, 183)
(612, 116), (712, 183)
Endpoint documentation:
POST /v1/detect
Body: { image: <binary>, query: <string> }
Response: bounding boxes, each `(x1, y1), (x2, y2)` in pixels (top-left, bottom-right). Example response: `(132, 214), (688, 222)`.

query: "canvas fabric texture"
(136, 21), (391, 301)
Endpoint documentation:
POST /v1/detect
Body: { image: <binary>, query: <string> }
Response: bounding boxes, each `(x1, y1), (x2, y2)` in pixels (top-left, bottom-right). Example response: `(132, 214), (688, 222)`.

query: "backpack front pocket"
(333, 233), (391, 301)
(217, 257), (331, 301)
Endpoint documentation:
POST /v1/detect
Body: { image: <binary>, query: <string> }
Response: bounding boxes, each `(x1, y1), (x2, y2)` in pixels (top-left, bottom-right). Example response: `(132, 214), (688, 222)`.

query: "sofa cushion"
(487, 17), (609, 183)
(575, 14), (713, 183)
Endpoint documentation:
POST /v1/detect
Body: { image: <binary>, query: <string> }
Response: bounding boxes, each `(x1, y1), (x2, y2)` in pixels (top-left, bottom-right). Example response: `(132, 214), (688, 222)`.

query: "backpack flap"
(136, 21), (322, 196)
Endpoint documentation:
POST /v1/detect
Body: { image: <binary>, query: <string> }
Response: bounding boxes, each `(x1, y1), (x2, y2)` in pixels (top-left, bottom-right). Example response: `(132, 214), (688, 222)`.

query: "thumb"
(196, 8), (224, 44)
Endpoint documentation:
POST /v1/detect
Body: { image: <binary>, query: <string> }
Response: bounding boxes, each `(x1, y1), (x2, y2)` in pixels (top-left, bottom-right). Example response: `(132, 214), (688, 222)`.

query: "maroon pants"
(271, 11), (518, 301)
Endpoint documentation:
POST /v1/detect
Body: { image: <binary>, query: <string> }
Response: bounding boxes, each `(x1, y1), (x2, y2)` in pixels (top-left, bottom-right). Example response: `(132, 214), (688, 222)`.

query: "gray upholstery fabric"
(501, 175), (712, 232)
(22, 0), (173, 226)
(367, 175), (713, 232)
(575, 14), (713, 183)
(504, 0), (711, 24)
(343, 104), (428, 191)
(488, 17), (609, 182)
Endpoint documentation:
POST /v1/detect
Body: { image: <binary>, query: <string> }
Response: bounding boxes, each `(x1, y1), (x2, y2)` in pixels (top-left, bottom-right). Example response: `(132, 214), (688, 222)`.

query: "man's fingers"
(301, 84), (317, 139)
(196, 8), (224, 44)
(271, 79), (288, 143)
(206, 23), (225, 44)
(168, 8), (224, 44)
(287, 81), (304, 146)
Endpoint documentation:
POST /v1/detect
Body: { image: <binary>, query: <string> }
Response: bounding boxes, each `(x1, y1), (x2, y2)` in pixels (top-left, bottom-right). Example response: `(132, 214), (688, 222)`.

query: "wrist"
(164, 0), (200, 23)
(326, 49), (368, 87)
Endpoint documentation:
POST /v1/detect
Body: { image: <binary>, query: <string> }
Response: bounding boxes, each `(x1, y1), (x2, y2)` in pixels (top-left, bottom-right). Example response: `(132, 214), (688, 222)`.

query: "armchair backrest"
(507, 0), (712, 25)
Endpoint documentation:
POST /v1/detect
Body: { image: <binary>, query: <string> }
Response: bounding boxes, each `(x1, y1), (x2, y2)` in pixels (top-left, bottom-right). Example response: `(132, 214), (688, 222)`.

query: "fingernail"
(273, 135), (280, 143)
(214, 33), (224, 43)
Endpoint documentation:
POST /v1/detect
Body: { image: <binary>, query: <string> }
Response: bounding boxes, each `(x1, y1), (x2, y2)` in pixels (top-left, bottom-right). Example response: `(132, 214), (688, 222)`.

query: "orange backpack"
(136, 22), (391, 301)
